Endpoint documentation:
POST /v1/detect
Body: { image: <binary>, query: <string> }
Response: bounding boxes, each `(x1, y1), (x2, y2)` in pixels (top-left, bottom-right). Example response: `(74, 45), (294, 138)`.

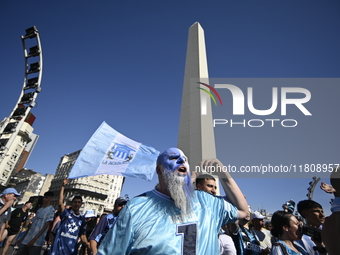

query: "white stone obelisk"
(178, 22), (217, 178)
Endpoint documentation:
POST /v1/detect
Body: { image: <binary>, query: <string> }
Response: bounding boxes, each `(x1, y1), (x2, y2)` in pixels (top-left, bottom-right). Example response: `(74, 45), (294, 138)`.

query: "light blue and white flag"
(69, 121), (159, 181)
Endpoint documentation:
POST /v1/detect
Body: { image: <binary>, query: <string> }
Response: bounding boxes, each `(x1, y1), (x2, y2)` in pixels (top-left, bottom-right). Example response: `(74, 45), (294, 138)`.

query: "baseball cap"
(251, 211), (265, 220)
(0, 188), (20, 197)
(114, 197), (127, 206)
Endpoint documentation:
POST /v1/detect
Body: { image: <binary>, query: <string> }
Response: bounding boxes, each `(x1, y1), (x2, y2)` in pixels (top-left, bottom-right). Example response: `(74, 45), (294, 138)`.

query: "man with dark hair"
(297, 199), (325, 255)
(195, 174), (217, 195)
(49, 179), (88, 255)
(16, 191), (54, 255)
(195, 173), (237, 255)
(98, 147), (248, 255)
(89, 197), (127, 255)
(0, 201), (32, 255)
(297, 200), (324, 223)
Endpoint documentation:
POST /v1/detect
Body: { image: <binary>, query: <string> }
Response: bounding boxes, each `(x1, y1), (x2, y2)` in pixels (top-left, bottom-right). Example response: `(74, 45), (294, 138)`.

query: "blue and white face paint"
(157, 148), (189, 176)
(157, 148), (194, 218)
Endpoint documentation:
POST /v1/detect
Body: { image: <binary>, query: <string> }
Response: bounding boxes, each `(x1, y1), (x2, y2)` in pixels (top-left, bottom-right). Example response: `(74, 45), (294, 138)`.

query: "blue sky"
(1, 1), (339, 215)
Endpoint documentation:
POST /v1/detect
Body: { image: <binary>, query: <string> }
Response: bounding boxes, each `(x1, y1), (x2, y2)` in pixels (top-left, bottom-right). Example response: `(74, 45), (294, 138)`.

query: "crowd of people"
(0, 147), (338, 255)
(0, 181), (128, 255)
(195, 173), (334, 255)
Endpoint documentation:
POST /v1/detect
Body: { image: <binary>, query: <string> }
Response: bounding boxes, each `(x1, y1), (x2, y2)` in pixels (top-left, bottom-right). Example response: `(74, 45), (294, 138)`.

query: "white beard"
(161, 166), (195, 218)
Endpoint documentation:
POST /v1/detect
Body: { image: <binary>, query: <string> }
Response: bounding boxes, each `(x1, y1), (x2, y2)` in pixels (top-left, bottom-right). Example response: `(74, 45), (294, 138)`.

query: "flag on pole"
(68, 121), (159, 181)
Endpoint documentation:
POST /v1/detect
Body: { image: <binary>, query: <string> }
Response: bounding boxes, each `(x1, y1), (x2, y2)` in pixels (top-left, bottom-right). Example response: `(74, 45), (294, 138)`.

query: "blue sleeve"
(197, 191), (238, 227)
(221, 199), (238, 226)
(60, 208), (69, 220)
(89, 215), (108, 242)
(98, 206), (133, 255)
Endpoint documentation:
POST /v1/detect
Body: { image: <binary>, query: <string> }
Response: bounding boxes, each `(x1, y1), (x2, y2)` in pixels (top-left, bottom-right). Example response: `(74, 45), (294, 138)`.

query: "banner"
(69, 121), (159, 181)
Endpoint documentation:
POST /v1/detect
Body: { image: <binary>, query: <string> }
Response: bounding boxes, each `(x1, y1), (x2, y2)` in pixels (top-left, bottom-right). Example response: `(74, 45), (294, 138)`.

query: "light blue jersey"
(99, 189), (238, 255)
(21, 205), (54, 247)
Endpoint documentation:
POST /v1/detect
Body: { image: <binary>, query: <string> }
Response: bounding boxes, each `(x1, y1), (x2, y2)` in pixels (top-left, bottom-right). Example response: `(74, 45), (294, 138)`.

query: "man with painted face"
(98, 147), (248, 255)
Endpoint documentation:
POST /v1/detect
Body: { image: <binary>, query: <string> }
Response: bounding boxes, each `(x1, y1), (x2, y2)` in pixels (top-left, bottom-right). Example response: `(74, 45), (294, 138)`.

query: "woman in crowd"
(270, 211), (309, 255)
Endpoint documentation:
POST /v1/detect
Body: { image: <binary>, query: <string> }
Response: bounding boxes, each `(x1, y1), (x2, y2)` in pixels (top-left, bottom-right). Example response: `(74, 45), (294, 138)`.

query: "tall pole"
(177, 23), (219, 193)
(178, 22), (216, 167)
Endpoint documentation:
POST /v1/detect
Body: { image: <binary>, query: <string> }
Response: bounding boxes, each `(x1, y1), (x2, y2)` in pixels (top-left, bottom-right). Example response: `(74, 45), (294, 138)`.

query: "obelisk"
(178, 22), (216, 172)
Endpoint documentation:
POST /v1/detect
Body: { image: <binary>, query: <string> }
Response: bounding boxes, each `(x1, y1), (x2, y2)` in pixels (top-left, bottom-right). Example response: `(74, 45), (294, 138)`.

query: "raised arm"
(58, 179), (68, 212)
(199, 158), (248, 219)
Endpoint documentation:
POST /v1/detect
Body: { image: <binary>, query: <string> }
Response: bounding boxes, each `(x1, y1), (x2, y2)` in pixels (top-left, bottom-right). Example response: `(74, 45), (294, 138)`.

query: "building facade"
(13, 169), (53, 205)
(0, 121), (35, 185)
(49, 150), (124, 216)
(13, 133), (39, 174)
